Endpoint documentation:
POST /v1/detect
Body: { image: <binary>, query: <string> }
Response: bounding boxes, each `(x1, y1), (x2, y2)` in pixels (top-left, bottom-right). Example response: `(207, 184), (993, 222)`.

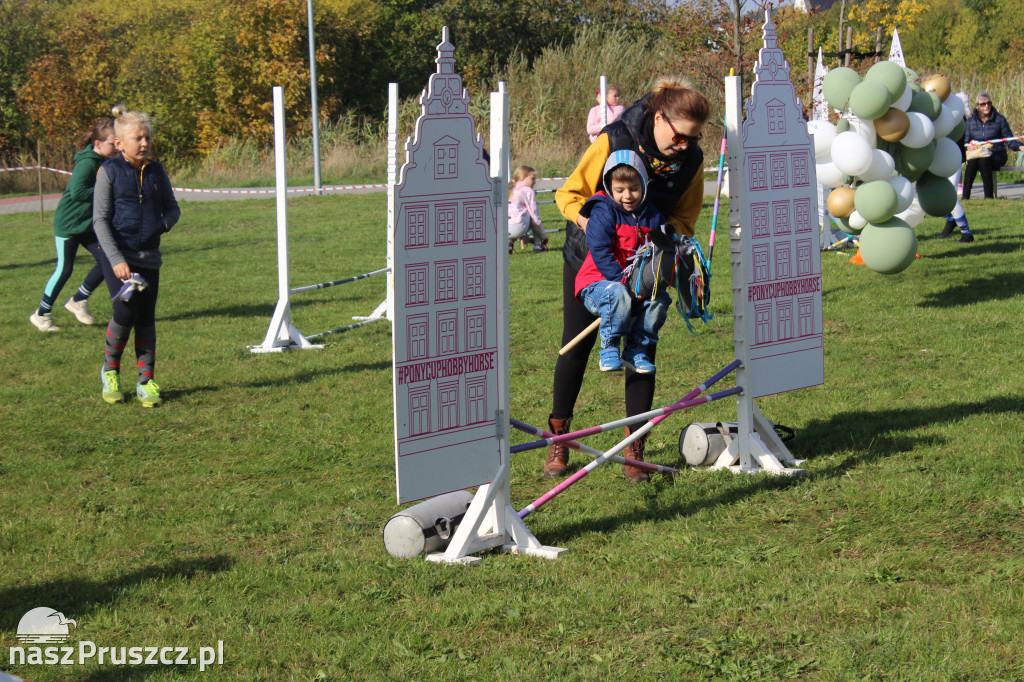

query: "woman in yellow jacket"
(546, 76), (710, 482)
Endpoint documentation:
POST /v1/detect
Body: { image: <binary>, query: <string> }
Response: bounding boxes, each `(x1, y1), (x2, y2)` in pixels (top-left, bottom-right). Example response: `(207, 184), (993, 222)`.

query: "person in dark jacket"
(29, 118), (118, 332)
(962, 91), (1021, 199)
(93, 106), (180, 407)
(547, 76), (709, 483)
(576, 150), (670, 376)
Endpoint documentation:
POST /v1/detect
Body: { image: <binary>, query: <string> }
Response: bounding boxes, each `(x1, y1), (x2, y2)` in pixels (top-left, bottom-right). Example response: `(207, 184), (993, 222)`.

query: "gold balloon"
(827, 186), (856, 218)
(922, 74), (952, 102)
(874, 107), (911, 142)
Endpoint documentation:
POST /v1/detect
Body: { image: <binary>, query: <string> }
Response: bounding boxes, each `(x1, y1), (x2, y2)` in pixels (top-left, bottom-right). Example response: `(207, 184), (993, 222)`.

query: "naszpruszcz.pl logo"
(9, 607), (223, 672)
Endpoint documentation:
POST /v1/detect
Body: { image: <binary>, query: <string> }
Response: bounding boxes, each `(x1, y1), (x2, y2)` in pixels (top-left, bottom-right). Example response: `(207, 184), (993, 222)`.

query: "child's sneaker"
(959, 232), (975, 243)
(64, 297), (95, 324)
(29, 311), (60, 332)
(623, 348), (656, 374)
(136, 380), (162, 407)
(599, 346), (622, 372)
(102, 370), (124, 404)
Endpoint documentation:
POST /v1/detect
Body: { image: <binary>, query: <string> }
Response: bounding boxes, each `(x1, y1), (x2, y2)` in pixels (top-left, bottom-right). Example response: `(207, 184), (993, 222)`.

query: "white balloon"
(848, 209), (868, 230)
(896, 197), (925, 227)
(930, 137), (964, 177)
(860, 149), (896, 182)
(892, 86), (913, 112)
(816, 160), (847, 188)
(946, 94), (966, 120)
(889, 175), (916, 212)
(831, 131), (874, 176)
(807, 120), (837, 160)
(932, 105), (958, 138)
(846, 115), (877, 148)
(902, 112), (936, 148)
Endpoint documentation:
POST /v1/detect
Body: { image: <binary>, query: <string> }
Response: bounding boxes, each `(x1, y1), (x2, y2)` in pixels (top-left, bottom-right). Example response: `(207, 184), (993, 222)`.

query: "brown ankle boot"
(543, 415), (572, 478)
(622, 424), (650, 483)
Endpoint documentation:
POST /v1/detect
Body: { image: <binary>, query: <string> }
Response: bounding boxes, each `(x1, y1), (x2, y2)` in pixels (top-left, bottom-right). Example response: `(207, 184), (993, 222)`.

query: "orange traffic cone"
(849, 248), (865, 265)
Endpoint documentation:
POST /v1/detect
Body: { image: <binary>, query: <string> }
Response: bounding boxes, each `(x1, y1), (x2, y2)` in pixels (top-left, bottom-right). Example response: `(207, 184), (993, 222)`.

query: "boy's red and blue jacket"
(574, 150), (668, 297)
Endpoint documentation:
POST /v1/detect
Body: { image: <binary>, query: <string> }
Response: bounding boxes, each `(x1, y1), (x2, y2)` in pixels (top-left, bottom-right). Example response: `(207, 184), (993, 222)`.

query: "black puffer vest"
(101, 155), (172, 252)
(564, 93), (705, 271)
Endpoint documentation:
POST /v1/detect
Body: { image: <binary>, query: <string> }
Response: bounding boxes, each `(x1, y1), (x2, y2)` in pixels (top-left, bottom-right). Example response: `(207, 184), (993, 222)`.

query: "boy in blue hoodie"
(574, 149), (671, 374)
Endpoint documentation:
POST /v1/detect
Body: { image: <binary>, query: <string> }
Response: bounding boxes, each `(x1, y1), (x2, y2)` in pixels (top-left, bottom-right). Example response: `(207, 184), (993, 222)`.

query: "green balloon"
(909, 82), (922, 95)
(916, 172), (958, 216)
(897, 141), (936, 181)
(854, 180), (900, 223)
(859, 218), (918, 275)
(903, 67), (920, 84)
(823, 67), (862, 112)
(909, 91), (942, 120)
(948, 118), (966, 141)
(837, 118), (851, 132)
(849, 81), (892, 120)
(866, 61), (908, 100)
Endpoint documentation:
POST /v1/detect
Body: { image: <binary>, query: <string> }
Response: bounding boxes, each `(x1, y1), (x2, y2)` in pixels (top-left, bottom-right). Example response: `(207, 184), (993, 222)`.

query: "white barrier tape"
(1, 165), (71, 175)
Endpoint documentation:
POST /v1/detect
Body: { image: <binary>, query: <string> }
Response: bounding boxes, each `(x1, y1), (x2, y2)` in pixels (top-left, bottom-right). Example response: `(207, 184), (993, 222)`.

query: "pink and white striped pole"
(510, 359), (741, 455)
(517, 385), (743, 519)
(510, 418), (682, 475)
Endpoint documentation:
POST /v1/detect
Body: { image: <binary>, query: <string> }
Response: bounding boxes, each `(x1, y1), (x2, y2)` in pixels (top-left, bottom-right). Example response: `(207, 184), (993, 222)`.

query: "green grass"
(2, 193), (1023, 681)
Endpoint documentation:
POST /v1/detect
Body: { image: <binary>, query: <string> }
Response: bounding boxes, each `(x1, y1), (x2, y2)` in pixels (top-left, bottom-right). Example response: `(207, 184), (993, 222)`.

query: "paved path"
(3, 178), (1022, 216)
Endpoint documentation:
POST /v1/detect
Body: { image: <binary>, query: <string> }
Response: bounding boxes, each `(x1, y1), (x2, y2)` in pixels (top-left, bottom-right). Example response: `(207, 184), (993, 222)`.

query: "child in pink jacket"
(507, 165), (548, 252)
(587, 85), (624, 143)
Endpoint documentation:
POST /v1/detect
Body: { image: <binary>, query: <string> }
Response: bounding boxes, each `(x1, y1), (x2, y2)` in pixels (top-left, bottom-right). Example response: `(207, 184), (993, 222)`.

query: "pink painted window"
(437, 310), (457, 355)
(463, 258), (485, 298)
(753, 245), (769, 282)
(466, 377), (487, 424)
(798, 297), (814, 336)
(752, 203), (770, 238)
(465, 307), (485, 350)
(435, 260), (457, 303)
(794, 199), (812, 232)
(792, 152), (810, 186)
(409, 387), (430, 436)
(773, 201), (791, 235)
(435, 144), (458, 179)
(749, 155), (767, 190)
(435, 204), (457, 245)
(767, 103), (786, 133)
(776, 301), (793, 340)
(755, 304), (772, 344)
(464, 201), (486, 242)
(407, 264), (427, 306)
(770, 154), (788, 189)
(406, 206), (427, 247)
(797, 240), (813, 276)
(408, 314), (428, 359)
(438, 381), (460, 430)
(775, 242), (791, 279)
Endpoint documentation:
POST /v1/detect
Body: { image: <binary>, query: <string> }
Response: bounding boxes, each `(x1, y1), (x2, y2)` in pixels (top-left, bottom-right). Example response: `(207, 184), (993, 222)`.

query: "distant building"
(794, 0), (840, 12)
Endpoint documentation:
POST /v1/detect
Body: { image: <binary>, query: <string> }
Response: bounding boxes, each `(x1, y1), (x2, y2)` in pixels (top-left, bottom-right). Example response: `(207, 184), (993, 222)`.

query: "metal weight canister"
(382, 490), (476, 559)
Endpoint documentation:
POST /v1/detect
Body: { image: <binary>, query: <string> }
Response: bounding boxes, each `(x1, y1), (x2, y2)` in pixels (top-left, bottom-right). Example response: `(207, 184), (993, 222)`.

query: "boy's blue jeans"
(580, 280), (669, 352)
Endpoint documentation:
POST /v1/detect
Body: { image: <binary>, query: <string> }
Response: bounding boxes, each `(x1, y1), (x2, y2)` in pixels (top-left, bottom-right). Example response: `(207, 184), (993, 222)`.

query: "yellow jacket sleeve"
(669, 170), (705, 238)
(555, 135), (611, 227)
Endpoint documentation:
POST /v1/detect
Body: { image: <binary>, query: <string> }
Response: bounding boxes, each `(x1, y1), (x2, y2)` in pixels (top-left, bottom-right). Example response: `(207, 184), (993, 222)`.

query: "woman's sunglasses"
(661, 113), (703, 145)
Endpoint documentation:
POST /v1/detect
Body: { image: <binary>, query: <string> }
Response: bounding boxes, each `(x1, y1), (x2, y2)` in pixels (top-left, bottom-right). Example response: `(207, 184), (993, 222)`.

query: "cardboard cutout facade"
(391, 31), (507, 504)
(740, 12), (825, 398)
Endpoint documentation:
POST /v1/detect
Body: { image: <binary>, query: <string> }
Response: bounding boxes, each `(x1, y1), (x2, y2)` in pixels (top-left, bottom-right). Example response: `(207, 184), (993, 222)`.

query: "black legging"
(962, 155), (1005, 199)
(98, 258), (160, 329)
(551, 257), (657, 427)
(39, 232), (105, 310)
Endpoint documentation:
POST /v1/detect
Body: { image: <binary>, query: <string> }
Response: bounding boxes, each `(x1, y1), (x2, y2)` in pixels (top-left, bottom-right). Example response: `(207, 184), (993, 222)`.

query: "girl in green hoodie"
(29, 117), (118, 332)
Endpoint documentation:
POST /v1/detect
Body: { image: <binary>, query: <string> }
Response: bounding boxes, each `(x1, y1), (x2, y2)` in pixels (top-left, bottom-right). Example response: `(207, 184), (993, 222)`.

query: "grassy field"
(1, 192), (1023, 681)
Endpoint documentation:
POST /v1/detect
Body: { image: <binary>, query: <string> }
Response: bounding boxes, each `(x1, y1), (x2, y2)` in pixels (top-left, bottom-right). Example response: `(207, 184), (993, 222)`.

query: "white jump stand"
(250, 87), (323, 353)
(426, 460), (566, 565)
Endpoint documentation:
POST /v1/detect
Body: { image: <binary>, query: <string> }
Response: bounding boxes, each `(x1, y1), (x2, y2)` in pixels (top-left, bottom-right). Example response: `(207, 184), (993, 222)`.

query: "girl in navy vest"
(93, 106), (180, 407)
(550, 77), (709, 482)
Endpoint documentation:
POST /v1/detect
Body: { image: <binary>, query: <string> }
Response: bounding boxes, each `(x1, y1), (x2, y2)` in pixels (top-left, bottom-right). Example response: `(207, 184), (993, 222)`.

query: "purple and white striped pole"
(517, 385), (743, 519)
(510, 418), (682, 475)
(510, 359), (741, 456)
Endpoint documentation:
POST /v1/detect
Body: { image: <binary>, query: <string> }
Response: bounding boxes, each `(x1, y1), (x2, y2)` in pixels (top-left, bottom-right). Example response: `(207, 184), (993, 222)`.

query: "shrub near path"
(1, 194), (1023, 680)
